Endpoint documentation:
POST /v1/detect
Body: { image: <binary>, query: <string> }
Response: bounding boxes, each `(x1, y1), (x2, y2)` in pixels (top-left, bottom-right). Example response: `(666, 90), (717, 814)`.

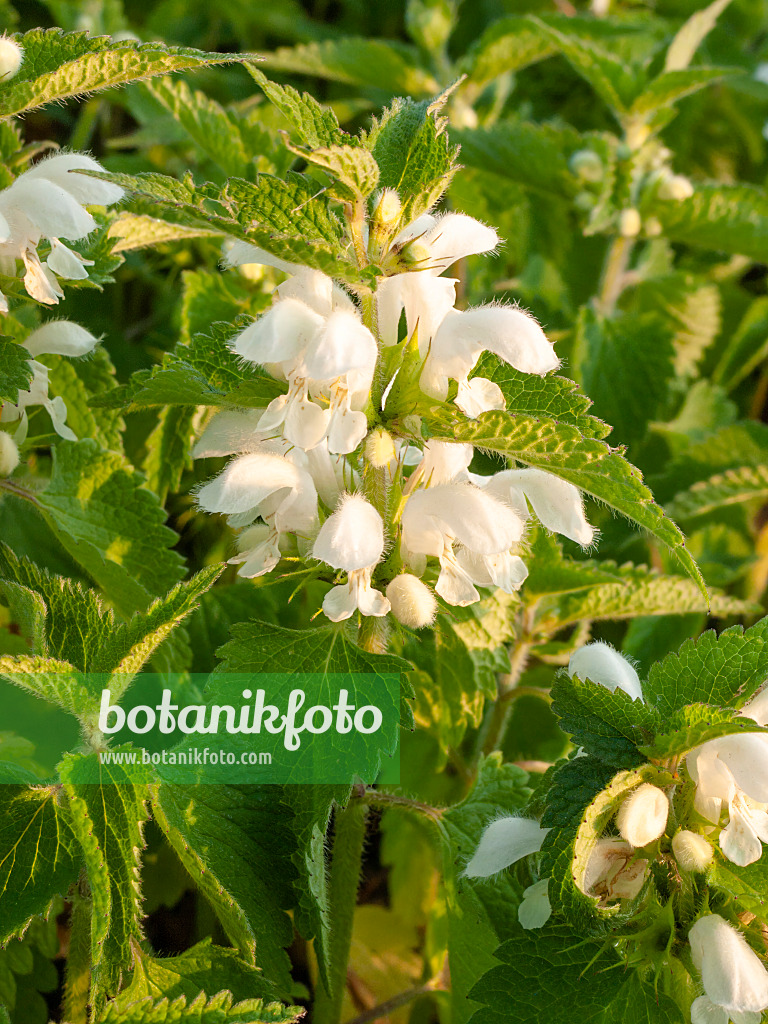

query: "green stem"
(62, 886), (91, 1024)
(343, 978), (443, 1024)
(476, 640), (532, 760)
(313, 802), (368, 1024)
(597, 235), (633, 315)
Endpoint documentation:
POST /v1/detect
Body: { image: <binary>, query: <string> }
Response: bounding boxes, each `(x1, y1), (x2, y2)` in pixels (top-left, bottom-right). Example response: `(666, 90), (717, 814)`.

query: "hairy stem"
(313, 802), (368, 1024)
(62, 885), (91, 1024)
(597, 235), (633, 315)
(476, 639), (532, 759)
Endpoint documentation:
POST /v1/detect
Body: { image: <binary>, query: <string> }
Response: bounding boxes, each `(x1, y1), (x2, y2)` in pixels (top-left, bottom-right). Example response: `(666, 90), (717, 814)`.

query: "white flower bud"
(644, 217), (663, 237)
(689, 915), (768, 1023)
(372, 189), (402, 228)
(619, 208), (642, 237)
(569, 149), (604, 183)
(403, 239), (431, 267)
(657, 173), (694, 201)
(464, 816), (550, 878)
(616, 783), (669, 848)
(0, 36), (23, 80)
(386, 574), (437, 629)
(0, 431), (19, 476)
(365, 428), (396, 469)
(568, 642), (643, 702)
(672, 830), (712, 873)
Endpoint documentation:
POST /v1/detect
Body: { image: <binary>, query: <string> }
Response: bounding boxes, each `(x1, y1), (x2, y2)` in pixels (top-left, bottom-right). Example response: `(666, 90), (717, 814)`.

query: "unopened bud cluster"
(196, 191), (596, 625)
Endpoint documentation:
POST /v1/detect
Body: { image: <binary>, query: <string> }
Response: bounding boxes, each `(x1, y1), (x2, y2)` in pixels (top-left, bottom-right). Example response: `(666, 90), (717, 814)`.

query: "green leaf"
(99, 990), (298, 1024)
(0, 785), (80, 942)
(712, 297), (768, 391)
(144, 77), (252, 179)
(650, 184), (768, 261)
(107, 213), (224, 254)
(450, 120), (582, 199)
(46, 348), (125, 452)
(667, 464), (768, 521)
(300, 145), (380, 201)
(528, 17), (643, 115)
(467, 922), (684, 1024)
(0, 339), (32, 403)
(60, 752), (153, 1003)
(533, 562), (753, 632)
(630, 272), (721, 378)
(144, 405), (196, 503)
(223, 174), (344, 250)
(415, 404), (704, 594)
(462, 15), (558, 85)
(368, 94), (459, 221)
(551, 671), (660, 768)
(576, 308), (674, 448)
(522, 530), (624, 598)
(709, 852), (768, 924)
(655, 421), (768, 500)
(151, 784), (296, 993)
(35, 439), (185, 615)
(664, 0), (734, 72)
(631, 68), (741, 117)
(247, 65), (348, 149)
(110, 939), (290, 1006)
(0, 29), (246, 118)
(643, 616), (768, 715)
(0, 545), (220, 689)
(263, 38), (437, 97)
(640, 704), (767, 760)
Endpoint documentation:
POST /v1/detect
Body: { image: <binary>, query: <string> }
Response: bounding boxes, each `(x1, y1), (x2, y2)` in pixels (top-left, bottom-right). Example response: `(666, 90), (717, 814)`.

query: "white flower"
(196, 447), (318, 578)
(567, 642), (644, 703)
(672, 830), (712, 873)
(580, 838), (648, 901)
(0, 153), (123, 308)
(421, 305), (559, 409)
(401, 482), (526, 605)
(739, 687), (768, 726)
(616, 784), (669, 848)
(689, 914), (768, 1024)
(479, 467), (594, 547)
(518, 879), (552, 930)
(232, 291), (376, 454)
(464, 816), (550, 878)
(687, 734), (768, 867)
(386, 574), (437, 628)
(312, 493), (390, 622)
(1, 321), (99, 442)
(377, 212), (498, 347)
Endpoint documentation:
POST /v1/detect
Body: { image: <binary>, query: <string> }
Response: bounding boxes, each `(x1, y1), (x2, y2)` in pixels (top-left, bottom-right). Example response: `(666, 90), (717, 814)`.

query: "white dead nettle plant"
(0, 153), (123, 309)
(195, 198), (597, 624)
(1, 321), (100, 443)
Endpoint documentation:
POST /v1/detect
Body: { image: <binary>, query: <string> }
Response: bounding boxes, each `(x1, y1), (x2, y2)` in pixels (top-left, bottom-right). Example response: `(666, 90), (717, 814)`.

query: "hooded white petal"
(232, 299), (323, 371)
(223, 241), (296, 274)
(402, 483), (525, 558)
(419, 213), (498, 271)
(4, 178), (97, 240)
(740, 687), (768, 726)
(464, 817), (550, 878)
(22, 321), (99, 358)
(376, 271), (457, 347)
(46, 239), (91, 279)
(568, 642), (643, 703)
(313, 493), (384, 571)
(304, 310), (377, 382)
(418, 440), (473, 486)
(455, 377), (505, 417)
(23, 153), (124, 206)
(689, 915), (768, 1018)
(192, 409), (271, 459)
(483, 468), (594, 547)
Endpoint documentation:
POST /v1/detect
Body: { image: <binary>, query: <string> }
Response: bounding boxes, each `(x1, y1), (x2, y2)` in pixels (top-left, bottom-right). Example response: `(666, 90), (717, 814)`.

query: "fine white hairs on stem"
(616, 784), (669, 848)
(464, 816), (550, 878)
(568, 641), (644, 703)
